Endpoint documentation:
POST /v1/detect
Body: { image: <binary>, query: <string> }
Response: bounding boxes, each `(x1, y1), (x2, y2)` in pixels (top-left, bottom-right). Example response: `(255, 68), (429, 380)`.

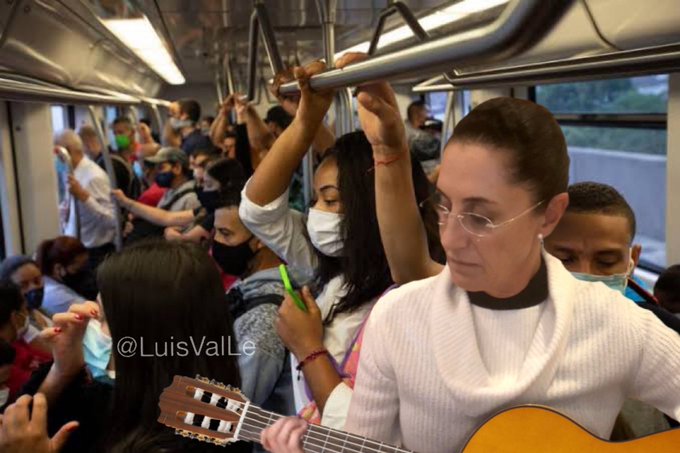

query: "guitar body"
(462, 406), (680, 453)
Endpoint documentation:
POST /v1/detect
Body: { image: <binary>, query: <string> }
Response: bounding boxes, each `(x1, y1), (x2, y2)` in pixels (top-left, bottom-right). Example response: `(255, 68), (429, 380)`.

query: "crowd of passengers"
(1, 55), (680, 453)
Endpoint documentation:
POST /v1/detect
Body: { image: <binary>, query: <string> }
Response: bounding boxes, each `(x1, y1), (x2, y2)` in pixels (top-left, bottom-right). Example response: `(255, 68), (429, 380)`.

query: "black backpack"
(226, 287), (284, 321)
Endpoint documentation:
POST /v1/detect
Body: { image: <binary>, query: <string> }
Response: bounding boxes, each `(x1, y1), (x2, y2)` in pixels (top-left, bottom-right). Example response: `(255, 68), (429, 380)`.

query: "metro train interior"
(0, 0), (679, 452)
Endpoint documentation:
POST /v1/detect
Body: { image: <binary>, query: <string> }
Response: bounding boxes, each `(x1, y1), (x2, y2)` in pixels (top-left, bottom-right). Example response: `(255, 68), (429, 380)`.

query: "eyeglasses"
(422, 192), (544, 238)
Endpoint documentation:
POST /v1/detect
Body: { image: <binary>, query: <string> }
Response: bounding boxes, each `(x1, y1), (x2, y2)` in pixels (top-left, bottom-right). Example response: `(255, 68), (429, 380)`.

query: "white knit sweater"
(345, 253), (680, 453)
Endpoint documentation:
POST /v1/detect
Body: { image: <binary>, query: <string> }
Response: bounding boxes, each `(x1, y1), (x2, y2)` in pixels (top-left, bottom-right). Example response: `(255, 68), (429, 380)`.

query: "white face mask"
(307, 208), (345, 257)
(83, 319), (113, 379)
(0, 387), (9, 408)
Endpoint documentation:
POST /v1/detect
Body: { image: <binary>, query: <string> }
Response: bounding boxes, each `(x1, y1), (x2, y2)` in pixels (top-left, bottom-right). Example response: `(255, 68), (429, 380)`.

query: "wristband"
(296, 348), (328, 380)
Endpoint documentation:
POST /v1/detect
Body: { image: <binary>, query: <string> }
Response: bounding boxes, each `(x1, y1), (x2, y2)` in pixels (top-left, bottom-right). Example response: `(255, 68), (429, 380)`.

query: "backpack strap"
(159, 187), (195, 210)
(226, 288), (284, 320)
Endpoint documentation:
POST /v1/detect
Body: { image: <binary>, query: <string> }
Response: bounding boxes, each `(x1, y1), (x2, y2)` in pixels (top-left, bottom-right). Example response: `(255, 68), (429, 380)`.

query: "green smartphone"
(279, 264), (307, 312)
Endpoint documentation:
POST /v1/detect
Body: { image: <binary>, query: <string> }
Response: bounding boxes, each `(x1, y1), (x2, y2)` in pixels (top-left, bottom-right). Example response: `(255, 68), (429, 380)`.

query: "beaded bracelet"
(296, 348), (329, 380)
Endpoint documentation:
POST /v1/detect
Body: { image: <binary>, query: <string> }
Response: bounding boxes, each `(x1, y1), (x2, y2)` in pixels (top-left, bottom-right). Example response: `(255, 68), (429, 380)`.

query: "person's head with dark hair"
(0, 280), (29, 344)
(211, 190), (282, 278)
(97, 240), (241, 449)
(35, 236), (89, 286)
(112, 116), (136, 153)
(197, 158), (247, 213)
(654, 265), (680, 314)
(221, 132), (237, 159)
(437, 96), (569, 296)
(545, 182), (641, 280)
(144, 147), (192, 189)
(309, 131), (443, 322)
(200, 116), (215, 134)
(407, 99), (428, 128)
(139, 118), (152, 128)
(189, 147), (220, 187)
(0, 256), (44, 310)
(265, 106), (293, 138)
(177, 98), (201, 124)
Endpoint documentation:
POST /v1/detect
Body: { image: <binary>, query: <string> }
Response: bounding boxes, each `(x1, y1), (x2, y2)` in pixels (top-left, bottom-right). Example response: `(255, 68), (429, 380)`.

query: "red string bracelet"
(368, 154), (403, 172)
(296, 348), (329, 380)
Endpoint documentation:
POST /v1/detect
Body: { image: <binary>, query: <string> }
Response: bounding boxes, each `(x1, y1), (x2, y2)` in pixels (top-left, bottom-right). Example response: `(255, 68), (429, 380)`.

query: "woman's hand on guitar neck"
(261, 416), (307, 453)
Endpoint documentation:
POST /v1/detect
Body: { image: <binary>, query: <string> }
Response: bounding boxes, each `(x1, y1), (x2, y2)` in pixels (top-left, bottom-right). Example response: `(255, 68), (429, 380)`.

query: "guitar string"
(236, 409), (409, 453)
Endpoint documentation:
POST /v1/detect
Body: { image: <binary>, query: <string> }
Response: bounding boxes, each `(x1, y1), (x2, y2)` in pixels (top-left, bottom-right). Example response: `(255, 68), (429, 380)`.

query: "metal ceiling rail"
(368, 1), (429, 56)
(0, 77), (140, 105)
(278, 0), (572, 95)
(412, 44), (680, 92)
(247, 3), (286, 102)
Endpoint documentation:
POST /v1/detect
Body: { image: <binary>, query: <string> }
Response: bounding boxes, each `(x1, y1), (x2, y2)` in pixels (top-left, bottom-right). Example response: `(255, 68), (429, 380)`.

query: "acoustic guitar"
(158, 375), (679, 452)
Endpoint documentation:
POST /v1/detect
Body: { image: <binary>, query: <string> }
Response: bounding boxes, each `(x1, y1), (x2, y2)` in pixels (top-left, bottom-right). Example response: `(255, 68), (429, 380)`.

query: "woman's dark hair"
(97, 240), (241, 451)
(0, 255), (37, 281)
(448, 97), (569, 206)
(206, 158), (247, 196)
(35, 236), (87, 276)
(315, 131), (443, 323)
(0, 280), (24, 326)
(0, 338), (16, 366)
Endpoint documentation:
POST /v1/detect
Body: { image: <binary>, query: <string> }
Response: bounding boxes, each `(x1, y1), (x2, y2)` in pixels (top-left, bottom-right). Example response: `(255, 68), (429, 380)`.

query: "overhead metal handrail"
(412, 44), (680, 92)
(247, 3), (285, 102)
(0, 77), (140, 105)
(139, 96), (172, 108)
(368, 1), (429, 55)
(279, 0), (572, 95)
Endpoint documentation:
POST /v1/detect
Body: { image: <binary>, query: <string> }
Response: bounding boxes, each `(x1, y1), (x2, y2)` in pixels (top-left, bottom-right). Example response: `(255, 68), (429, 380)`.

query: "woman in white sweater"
(261, 54), (680, 453)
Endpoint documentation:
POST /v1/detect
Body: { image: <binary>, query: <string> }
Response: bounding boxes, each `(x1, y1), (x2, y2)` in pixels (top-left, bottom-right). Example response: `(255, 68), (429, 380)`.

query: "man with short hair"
(78, 124), (140, 200)
(404, 100), (440, 162)
(169, 98), (213, 157)
(655, 265), (680, 316)
(143, 147), (200, 212)
(55, 129), (117, 270)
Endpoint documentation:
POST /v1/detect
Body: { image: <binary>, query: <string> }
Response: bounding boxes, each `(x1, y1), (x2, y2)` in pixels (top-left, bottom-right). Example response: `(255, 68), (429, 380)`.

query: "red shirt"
(138, 183), (166, 207)
(7, 339), (52, 401)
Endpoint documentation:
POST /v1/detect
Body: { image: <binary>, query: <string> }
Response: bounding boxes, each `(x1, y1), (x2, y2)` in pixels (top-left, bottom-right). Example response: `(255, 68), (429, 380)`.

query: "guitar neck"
(239, 405), (413, 453)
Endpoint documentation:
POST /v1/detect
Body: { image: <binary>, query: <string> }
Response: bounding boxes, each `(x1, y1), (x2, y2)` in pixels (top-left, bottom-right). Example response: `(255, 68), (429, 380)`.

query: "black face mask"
(211, 237), (255, 277)
(155, 171), (175, 188)
(62, 269), (98, 300)
(25, 287), (44, 310)
(196, 187), (221, 213)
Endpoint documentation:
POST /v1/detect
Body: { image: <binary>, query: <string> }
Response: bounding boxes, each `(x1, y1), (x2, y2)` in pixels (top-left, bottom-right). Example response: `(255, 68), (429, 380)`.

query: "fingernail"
(90, 309), (99, 317)
(74, 314), (83, 320)
(54, 327), (62, 333)
(67, 424), (79, 432)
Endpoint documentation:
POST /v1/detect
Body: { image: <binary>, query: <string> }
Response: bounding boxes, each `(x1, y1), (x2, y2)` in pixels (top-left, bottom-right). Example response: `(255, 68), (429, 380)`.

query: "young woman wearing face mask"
(240, 61), (442, 428)
(262, 54), (680, 453)
(0, 281), (52, 405)
(0, 256), (54, 355)
(35, 236), (93, 316)
(113, 158), (247, 246)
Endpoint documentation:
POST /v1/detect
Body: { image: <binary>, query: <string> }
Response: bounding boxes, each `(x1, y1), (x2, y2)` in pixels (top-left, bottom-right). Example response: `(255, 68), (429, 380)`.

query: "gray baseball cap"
(144, 147), (188, 167)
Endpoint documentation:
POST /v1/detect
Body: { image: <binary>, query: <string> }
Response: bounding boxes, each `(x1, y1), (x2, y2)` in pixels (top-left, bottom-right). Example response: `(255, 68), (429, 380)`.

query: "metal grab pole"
(54, 146), (81, 241)
(254, 3), (285, 76)
(440, 92), (454, 156)
(368, 1), (429, 56)
(87, 106), (123, 251)
(150, 104), (164, 136)
(224, 55), (237, 124)
(247, 10), (259, 102)
(279, 0), (571, 95)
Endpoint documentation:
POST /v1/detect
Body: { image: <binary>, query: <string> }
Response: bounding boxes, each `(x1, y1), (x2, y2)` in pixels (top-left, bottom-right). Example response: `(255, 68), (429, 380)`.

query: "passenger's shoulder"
(371, 273), (441, 321)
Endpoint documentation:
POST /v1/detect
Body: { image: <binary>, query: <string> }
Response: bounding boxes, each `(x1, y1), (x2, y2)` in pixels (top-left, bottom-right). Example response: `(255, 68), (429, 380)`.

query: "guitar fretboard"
(239, 405), (414, 453)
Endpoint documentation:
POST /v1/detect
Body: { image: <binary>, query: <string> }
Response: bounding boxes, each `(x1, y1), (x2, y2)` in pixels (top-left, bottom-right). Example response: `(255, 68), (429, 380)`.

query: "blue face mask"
(571, 272), (629, 294)
(25, 287), (44, 310)
(83, 319), (113, 380)
(571, 249), (635, 294)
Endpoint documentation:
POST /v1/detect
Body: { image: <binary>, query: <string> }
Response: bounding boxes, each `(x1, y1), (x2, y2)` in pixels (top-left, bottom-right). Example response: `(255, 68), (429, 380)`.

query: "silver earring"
(537, 233), (544, 244)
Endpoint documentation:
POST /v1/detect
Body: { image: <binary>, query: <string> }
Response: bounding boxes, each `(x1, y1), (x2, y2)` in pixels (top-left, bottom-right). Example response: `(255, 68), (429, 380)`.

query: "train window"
(427, 92), (449, 121)
(50, 105), (67, 133)
(535, 75), (670, 271)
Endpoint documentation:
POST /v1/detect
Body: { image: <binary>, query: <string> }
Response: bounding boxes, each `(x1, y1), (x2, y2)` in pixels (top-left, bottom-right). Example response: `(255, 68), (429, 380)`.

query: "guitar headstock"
(158, 375), (251, 446)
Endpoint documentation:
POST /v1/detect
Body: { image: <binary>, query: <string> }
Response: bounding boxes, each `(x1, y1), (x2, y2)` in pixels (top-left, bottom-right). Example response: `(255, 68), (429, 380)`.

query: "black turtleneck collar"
(467, 257), (548, 310)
